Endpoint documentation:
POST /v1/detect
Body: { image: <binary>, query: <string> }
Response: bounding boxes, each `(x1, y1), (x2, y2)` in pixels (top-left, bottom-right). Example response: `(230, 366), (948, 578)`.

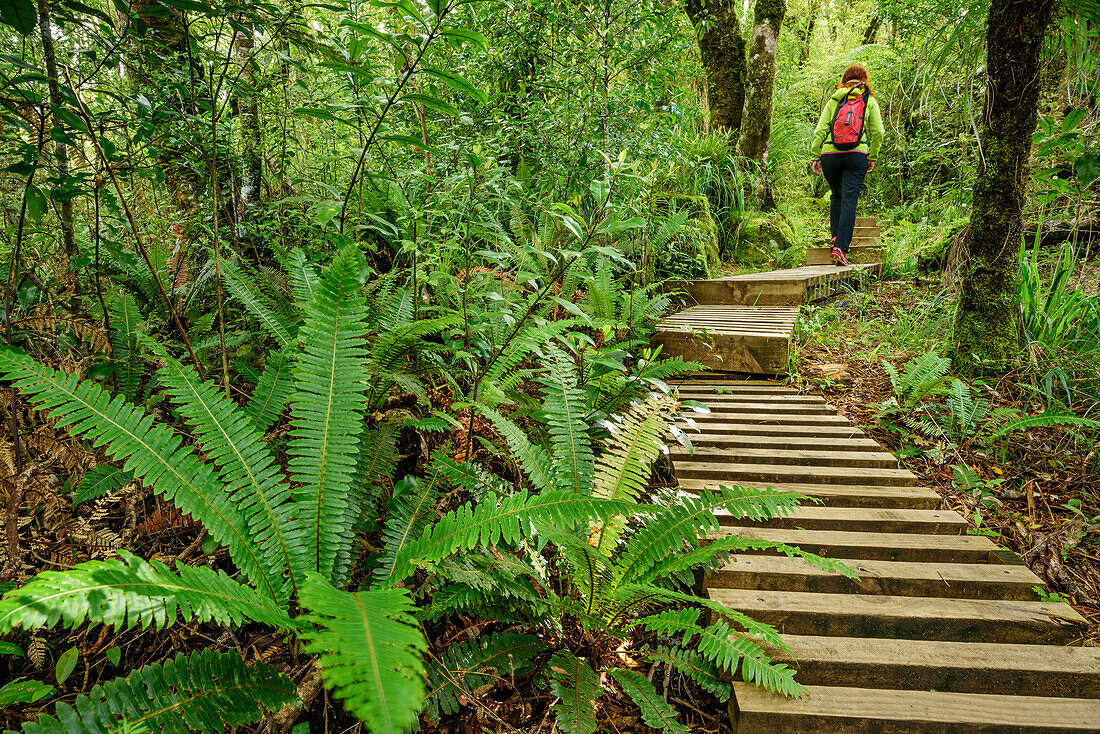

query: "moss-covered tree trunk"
(685, 0), (746, 140)
(952, 0), (1056, 374)
(737, 0), (784, 208)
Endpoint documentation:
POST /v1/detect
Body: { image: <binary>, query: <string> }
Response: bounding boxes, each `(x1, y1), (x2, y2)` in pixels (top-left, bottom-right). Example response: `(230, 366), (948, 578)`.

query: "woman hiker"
(810, 63), (885, 265)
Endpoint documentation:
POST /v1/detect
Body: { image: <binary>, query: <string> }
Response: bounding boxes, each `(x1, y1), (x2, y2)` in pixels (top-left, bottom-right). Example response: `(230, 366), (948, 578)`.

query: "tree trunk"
(35, 0), (77, 273)
(797, 0), (818, 67)
(861, 11), (881, 45)
(952, 0), (1056, 375)
(737, 0), (785, 183)
(235, 25), (264, 257)
(685, 0), (746, 140)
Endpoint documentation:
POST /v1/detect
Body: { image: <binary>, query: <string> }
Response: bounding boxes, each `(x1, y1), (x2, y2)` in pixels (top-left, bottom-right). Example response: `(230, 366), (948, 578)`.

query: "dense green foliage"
(0, 0), (1097, 730)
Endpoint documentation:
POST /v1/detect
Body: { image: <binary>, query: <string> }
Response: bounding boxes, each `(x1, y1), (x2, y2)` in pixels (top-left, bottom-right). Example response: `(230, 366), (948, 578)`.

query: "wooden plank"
(674, 461), (919, 487)
(806, 244), (885, 266)
(674, 422), (864, 438)
(652, 330), (790, 374)
(708, 588), (1086, 643)
(690, 401), (835, 414)
(678, 412), (854, 426)
(673, 391), (823, 401)
(679, 433), (880, 451)
(855, 216), (877, 227)
(715, 506), (965, 534)
(709, 555), (1040, 599)
(731, 683), (1100, 733)
(764, 635), (1100, 697)
(677, 478), (941, 509)
(671, 445), (899, 469)
(710, 527), (1000, 563)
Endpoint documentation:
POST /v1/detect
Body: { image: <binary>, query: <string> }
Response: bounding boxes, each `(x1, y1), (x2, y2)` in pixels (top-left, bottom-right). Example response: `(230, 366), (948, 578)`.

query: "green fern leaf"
(608, 668), (689, 734)
(425, 632), (546, 721)
(222, 260), (296, 350)
(0, 348), (281, 601)
(156, 356), (301, 597)
(71, 465), (133, 507)
(109, 293), (143, 402)
(298, 574), (426, 734)
(990, 412), (1100, 439)
(548, 651), (601, 734)
(541, 345), (595, 494)
(244, 350), (295, 431)
(637, 647), (730, 699)
(15, 649), (296, 733)
(373, 471), (442, 587)
(0, 551), (293, 634)
(288, 245), (372, 579)
(281, 247), (319, 306)
(479, 405), (554, 489)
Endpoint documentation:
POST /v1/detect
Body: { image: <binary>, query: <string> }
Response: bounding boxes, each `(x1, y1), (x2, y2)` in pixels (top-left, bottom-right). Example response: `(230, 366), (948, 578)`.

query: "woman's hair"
(837, 63), (874, 96)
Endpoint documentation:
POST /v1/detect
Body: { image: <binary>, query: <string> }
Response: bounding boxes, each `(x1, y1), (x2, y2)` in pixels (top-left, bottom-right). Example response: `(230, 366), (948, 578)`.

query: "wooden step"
(853, 224), (880, 237)
(666, 264), (882, 307)
(671, 445), (899, 469)
(708, 589), (1087, 643)
(654, 306), (798, 374)
(679, 412), (854, 427)
(715, 507), (965, 534)
(713, 527), (1001, 563)
(675, 393), (827, 404)
(675, 461), (918, 486)
(767, 635), (1100, 697)
(693, 400), (835, 414)
(731, 683), (1100, 733)
(680, 433), (882, 452)
(675, 422), (864, 438)
(806, 244), (885, 266)
(710, 555), (1039, 598)
(854, 216), (877, 227)
(677, 479), (941, 509)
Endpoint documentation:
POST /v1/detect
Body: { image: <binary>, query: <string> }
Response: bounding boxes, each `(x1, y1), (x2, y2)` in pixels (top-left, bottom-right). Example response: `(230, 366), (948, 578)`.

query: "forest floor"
(796, 273), (1100, 642)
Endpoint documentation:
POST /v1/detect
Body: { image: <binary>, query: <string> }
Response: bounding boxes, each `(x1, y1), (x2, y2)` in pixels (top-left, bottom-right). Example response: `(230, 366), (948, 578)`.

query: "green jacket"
(810, 86), (885, 160)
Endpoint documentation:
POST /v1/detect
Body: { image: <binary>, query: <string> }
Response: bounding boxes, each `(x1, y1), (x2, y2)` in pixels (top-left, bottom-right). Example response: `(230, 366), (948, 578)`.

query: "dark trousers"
(821, 152), (868, 252)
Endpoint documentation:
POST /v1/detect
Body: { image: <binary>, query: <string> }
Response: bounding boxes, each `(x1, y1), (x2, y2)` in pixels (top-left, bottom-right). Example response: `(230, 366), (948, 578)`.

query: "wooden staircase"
(669, 379), (1100, 733)
(806, 216), (886, 265)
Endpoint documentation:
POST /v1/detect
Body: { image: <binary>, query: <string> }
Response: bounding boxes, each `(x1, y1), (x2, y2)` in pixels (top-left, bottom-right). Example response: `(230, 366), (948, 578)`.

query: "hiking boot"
(830, 246), (849, 266)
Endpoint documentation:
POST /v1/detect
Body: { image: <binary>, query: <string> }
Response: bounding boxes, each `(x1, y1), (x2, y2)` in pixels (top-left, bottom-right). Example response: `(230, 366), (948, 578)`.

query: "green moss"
(730, 213), (795, 265)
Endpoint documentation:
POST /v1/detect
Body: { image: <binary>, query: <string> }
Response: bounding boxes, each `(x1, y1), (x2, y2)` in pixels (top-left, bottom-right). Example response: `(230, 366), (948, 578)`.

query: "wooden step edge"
(730, 683), (1100, 733)
(717, 507), (967, 535)
(671, 448), (900, 470)
(677, 479), (941, 509)
(708, 588), (1087, 644)
(763, 635), (1100, 698)
(708, 554), (1041, 599)
(675, 461), (919, 487)
(711, 526), (1001, 563)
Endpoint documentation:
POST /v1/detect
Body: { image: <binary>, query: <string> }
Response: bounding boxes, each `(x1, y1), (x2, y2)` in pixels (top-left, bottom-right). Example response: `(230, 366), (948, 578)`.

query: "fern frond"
(71, 465), (133, 507)
(548, 651), (601, 734)
(393, 491), (636, 583)
(281, 247), (319, 306)
(479, 405), (554, 489)
(156, 356), (300, 597)
(0, 348), (280, 601)
(637, 646), (730, 700)
(244, 350), (295, 432)
(17, 650), (296, 734)
(425, 632), (546, 721)
(0, 551), (293, 634)
(608, 667), (689, 734)
(222, 260), (296, 350)
(990, 412), (1100, 439)
(541, 345), (595, 494)
(619, 584), (784, 647)
(718, 631), (803, 698)
(298, 574), (426, 734)
(481, 319), (584, 390)
(894, 352), (951, 407)
(373, 472), (442, 588)
(288, 245), (372, 579)
(109, 293), (142, 402)
(616, 484), (803, 585)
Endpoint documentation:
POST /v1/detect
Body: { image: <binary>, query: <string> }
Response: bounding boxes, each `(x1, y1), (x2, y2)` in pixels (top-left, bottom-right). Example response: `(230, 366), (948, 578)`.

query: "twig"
(1, 461), (42, 581)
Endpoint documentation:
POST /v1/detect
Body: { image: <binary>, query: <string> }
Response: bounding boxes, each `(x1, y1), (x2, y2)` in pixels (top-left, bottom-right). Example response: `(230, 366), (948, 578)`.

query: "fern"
(541, 345), (595, 494)
(373, 472), (443, 587)
(222, 259), (296, 351)
(298, 574), (426, 734)
(608, 668), (689, 734)
(637, 646), (730, 700)
(244, 350), (295, 432)
(0, 348), (281, 601)
(425, 632), (546, 721)
(155, 355), (302, 597)
(109, 293), (143, 402)
(888, 351), (951, 409)
(479, 405), (555, 489)
(279, 247), (320, 306)
(287, 245), (372, 579)
(71, 465), (132, 507)
(990, 411), (1100, 439)
(14, 649), (295, 734)
(0, 551), (293, 634)
(548, 651), (601, 734)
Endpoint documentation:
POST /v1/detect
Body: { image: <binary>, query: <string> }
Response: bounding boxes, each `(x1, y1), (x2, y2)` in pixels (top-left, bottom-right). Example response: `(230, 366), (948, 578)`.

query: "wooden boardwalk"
(806, 217), (884, 265)
(669, 379), (1100, 733)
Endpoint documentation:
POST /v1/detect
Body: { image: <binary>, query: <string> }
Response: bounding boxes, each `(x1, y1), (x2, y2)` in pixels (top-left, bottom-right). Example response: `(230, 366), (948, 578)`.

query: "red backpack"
(828, 82), (871, 151)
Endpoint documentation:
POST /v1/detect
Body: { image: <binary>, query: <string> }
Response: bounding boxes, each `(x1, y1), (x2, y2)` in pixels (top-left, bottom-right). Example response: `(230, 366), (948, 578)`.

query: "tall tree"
(737, 0), (785, 205)
(952, 0), (1056, 373)
(685, 0), (746, 139)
